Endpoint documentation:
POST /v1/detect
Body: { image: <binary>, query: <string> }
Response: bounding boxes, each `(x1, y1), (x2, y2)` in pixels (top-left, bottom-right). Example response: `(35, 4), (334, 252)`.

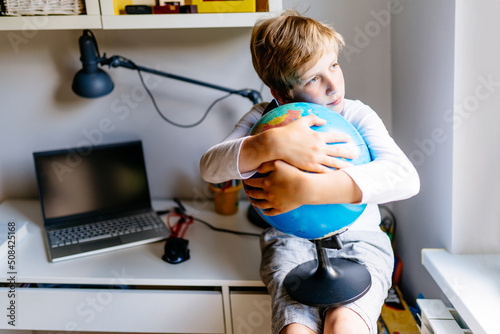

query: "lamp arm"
(99, 55), (262, 105)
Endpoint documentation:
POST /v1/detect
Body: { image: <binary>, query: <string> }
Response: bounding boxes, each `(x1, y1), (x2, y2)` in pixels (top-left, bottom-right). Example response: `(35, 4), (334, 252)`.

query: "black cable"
(86, 30), (101, 58)
(157, 197), (261, 238)
(118, 56), (243, 128)
(193, 217), (261, 237)
(379, 204), (397, 242)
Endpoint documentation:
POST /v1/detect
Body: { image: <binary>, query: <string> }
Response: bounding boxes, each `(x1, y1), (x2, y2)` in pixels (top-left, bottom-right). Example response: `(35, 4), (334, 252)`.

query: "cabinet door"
(1, 287), (225, 333)
(230, 292), (272, 334)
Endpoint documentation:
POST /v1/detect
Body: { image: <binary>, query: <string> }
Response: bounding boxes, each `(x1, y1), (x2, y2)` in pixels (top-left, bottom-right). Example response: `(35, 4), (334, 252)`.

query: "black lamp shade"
(72, 69), (114, 98)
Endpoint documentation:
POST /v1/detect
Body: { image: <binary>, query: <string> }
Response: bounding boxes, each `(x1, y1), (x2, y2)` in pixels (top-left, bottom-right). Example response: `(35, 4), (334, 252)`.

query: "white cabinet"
(0, 0), (282, 30)
(230, 291), (272, 334)
(417, 298), (471, 334)
(1, 287), (225, 333)
(0, 199), (270, 333)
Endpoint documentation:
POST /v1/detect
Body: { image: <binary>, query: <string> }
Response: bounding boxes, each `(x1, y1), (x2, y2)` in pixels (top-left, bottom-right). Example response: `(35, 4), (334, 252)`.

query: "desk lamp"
(72, 30), (262, 106)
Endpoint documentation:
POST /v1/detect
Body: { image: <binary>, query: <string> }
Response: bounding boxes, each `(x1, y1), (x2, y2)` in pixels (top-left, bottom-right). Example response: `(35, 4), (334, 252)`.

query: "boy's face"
(280, 47), (345, 113)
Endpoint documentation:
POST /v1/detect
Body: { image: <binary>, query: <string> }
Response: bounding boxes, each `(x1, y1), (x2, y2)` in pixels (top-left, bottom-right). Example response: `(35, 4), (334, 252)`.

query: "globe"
(247, 102), (372, 240)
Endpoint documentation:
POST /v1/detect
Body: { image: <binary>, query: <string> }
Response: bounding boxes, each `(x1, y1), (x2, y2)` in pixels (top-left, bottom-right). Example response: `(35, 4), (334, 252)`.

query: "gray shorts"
(260, 227), (394, 334)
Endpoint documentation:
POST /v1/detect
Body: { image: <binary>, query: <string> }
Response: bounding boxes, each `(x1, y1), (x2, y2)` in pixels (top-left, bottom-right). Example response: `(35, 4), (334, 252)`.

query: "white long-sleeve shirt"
(200, 99), (420, 231)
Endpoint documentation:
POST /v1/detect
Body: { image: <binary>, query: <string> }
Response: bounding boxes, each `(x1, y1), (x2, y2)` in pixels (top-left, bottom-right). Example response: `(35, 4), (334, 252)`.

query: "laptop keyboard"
(47, 212), (165, 248)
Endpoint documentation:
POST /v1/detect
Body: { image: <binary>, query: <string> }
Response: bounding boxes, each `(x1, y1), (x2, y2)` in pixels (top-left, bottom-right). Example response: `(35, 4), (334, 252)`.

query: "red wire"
(166, 212), (193, 238)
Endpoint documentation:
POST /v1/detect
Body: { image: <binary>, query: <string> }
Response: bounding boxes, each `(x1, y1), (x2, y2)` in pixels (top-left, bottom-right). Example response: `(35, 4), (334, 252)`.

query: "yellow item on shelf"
(113, 0), (155, 14)
(114, 0), (134, 14)
(185, 0), (256, 13)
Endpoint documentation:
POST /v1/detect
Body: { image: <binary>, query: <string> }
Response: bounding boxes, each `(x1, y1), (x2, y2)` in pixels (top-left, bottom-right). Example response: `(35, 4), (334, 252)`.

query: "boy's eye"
(331, 62), (339, 70)
(305, 77), (318, 86)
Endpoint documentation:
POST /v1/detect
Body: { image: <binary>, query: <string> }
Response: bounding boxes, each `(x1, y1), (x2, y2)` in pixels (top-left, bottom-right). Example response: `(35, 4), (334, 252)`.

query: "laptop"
(33, 140), (169, 262)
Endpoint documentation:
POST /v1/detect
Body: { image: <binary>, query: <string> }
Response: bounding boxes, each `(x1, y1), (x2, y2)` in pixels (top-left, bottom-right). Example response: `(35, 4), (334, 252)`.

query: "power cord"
(117, 56), (258, 128)
(379, 204), (397, 243)
(157, 198), (261, 238)
(88, 31), (262, 127)
(192, 216), (261, 237)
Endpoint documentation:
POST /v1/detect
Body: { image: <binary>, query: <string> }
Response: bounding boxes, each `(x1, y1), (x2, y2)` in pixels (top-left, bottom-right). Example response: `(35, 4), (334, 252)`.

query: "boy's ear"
(270, 88), (289, 105)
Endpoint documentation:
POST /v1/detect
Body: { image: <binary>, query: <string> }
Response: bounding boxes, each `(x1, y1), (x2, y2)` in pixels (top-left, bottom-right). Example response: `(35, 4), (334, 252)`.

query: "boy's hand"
(269, 114), (357, 173)
(243, 160), (313, 216)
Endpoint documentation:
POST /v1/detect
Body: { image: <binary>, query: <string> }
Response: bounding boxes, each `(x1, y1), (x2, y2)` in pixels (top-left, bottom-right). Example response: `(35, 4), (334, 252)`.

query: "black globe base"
(283, 237), (371, 308)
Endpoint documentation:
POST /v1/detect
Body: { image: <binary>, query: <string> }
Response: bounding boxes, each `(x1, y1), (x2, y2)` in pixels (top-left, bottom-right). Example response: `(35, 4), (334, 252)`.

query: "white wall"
(452, 0), (500, 254)
(0, 0), (392, 203)
(391, 0), (456, 301)
(392, 0), (500, 303)
(0, 27), (259, 200)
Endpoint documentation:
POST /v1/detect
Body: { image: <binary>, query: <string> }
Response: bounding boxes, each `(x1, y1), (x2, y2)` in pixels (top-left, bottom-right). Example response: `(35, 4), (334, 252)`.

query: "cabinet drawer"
(230, 292), (272, 334)
(1, 287), (225, 333)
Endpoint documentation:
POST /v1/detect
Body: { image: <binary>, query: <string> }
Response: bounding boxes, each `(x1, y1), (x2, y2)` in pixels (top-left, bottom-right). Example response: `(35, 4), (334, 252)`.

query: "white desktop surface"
(0, 199), (272, 333)
(422, 249), (500, 334)
(0, 199), (264, 287)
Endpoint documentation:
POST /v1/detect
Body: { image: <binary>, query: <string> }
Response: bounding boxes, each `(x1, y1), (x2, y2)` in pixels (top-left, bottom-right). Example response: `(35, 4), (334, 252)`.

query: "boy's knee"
(280, 323), (317, 334)
(323, 306), (369, 334)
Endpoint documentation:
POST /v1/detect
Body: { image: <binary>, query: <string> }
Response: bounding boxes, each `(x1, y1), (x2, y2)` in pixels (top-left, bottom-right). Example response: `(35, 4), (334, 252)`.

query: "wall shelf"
(101, 12), (276, 30)
(0, 0), (282, 31)
(422, 249), (500, 334)
(0, 14), (102, 31)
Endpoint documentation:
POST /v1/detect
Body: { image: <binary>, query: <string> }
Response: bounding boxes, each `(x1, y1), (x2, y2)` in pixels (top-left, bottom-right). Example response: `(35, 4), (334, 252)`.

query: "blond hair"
(250, 10), (344, 100)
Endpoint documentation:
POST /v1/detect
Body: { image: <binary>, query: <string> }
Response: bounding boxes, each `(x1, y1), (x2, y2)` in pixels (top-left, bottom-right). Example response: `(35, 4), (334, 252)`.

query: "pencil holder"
(208, 181), (242, 215)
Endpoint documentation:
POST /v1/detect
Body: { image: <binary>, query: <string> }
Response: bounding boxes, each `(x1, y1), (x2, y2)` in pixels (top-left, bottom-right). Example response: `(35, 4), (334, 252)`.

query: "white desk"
(422, 249), (500, 334)
(0, 199), (271, 333)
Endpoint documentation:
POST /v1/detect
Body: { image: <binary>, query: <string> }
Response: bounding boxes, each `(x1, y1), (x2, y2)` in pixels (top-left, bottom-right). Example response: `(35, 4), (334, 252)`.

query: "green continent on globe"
(251, 108), (303, 134)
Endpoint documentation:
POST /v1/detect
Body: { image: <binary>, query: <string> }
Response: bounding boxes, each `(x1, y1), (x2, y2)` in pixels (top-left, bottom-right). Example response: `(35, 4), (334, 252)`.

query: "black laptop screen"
(34, 141), (152, 226)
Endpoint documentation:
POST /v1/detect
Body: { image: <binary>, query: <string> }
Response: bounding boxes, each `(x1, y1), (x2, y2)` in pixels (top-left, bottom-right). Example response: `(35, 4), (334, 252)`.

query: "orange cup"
(209, 182), (242, 215)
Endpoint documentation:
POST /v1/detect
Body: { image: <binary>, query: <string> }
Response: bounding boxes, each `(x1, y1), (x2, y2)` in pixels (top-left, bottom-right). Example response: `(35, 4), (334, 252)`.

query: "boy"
(200, 10), (419, 334)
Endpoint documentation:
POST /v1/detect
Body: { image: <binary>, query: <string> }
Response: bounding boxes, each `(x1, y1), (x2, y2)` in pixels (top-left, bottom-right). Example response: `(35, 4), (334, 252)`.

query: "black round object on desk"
(247, 204), (269, 228)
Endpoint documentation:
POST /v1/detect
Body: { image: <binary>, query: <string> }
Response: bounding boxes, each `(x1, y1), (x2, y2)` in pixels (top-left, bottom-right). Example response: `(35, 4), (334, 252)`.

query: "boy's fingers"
(248, 198), (273, 210)
(329, 132), (351, 143)
(329, 158), (353, 169)
(243, 177), (261, 189)
(327, 144), (358, 160)
(245, 189), (266, 201)
(302, 114), (326, 127)
(257, 161), (278, 174)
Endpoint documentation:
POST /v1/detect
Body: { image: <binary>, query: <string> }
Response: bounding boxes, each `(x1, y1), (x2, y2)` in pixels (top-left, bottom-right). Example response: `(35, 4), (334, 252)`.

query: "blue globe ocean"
(248, 102), (372, 240)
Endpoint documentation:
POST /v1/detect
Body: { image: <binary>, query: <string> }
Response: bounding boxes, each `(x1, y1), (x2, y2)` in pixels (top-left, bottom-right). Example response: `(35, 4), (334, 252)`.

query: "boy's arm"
(244, 160), (362, 216)
(243, 101), (420, 215)
(200, 103), (357, 183)
(238, 115), (356, 175)
(341, 102), (420, 204)
(200, 104), (264, 184)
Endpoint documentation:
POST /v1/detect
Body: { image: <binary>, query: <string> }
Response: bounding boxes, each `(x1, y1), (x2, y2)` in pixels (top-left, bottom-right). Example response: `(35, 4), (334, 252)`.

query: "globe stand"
(283, 233), (372, 308)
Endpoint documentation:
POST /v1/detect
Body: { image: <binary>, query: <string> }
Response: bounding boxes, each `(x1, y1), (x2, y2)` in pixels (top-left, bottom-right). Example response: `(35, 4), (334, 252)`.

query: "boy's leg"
(323, 306), (369, 334)
(281, 323), (318, 334)
(260, 228), (322, 334)
(325, 229), (394, 334)
(260, 227), (393, 334)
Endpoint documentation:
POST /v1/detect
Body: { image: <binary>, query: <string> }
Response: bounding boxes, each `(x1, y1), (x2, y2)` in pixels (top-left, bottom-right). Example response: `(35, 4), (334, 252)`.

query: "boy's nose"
(326, 79), (337, 95)
(325, 73), (337, 95)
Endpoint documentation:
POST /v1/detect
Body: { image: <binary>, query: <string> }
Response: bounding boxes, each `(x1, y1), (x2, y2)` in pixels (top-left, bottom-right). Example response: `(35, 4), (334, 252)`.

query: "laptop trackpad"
(80, 237), (122, 252)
